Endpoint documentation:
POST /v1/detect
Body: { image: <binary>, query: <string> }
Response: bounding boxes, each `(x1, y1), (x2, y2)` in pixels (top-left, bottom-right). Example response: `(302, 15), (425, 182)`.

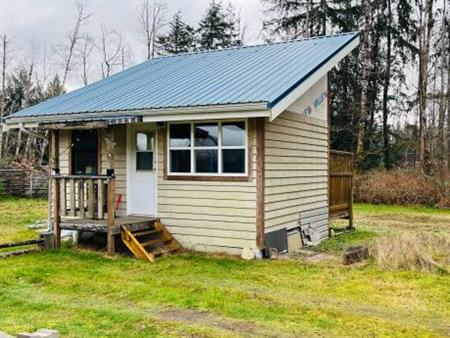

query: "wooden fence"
(0, 168), (48, 197)
(329, 150), (353, 227)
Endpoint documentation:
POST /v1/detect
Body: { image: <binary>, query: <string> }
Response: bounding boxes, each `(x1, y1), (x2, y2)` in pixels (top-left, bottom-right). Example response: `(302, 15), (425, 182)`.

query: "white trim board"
(269, 36), (360, 121)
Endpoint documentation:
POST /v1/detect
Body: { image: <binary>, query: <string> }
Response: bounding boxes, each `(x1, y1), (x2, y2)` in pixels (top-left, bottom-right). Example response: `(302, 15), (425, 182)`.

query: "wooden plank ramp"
(120, 220), (181, 263)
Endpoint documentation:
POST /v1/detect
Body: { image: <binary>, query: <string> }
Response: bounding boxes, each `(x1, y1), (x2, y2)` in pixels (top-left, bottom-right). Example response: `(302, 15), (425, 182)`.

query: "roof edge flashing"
(6, 102), (269, 125)
(269, 33), (360, 121)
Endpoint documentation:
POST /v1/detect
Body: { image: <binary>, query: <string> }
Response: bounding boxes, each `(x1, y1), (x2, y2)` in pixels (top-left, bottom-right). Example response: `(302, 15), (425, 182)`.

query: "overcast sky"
(0, 0), (265, 89)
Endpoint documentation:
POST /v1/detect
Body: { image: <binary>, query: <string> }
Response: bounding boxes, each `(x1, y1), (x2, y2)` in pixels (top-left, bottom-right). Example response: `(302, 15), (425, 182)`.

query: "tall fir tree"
(45, 74), (65, 99)
(158, 12), (195, 55)
(262, 0), (421, 171)
(197, 1), (240, 50)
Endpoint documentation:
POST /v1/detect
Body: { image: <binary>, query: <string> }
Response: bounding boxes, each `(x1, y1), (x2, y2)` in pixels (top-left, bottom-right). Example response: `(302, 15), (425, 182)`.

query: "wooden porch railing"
(52, 174), (116, 255)
(53, 175), (110, 219)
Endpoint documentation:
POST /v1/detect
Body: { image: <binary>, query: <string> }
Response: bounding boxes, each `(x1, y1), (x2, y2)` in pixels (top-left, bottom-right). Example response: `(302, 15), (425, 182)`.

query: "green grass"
(0, 199), (450, 337)
(354, 203), (450, 215)
(0, 196), (47, 243)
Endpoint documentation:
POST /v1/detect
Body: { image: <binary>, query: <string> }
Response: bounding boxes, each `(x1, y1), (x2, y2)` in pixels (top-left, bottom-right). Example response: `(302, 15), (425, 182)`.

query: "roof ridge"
(150, 31), (360, 61)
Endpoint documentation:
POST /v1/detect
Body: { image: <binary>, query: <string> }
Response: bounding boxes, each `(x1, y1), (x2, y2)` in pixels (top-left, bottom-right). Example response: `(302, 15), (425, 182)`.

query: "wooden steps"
(120, 220), (181, 263)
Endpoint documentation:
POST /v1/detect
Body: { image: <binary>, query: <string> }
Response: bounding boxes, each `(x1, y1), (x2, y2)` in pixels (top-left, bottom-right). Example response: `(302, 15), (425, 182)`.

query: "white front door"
(127, 125), (157, 216)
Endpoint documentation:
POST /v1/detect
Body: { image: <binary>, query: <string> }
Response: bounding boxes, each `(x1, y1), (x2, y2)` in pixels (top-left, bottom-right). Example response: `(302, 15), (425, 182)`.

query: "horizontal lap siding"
(157, 121), (258, 254)
(264, 111), (329, 239)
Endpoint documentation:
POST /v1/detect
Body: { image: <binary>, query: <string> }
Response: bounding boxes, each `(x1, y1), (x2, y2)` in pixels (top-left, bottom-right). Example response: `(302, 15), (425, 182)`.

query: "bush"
(372, 233), (449, 273)
(354, 169), (450, 208)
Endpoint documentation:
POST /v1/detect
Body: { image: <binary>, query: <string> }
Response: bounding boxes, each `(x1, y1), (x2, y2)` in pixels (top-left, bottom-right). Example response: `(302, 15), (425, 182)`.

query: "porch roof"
(7, 32), (359, 123)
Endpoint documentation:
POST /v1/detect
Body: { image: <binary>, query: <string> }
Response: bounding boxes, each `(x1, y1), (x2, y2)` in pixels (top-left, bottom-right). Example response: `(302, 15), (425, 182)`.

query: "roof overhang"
(268, 33), (360, 121)
(4, 102), (270, 129)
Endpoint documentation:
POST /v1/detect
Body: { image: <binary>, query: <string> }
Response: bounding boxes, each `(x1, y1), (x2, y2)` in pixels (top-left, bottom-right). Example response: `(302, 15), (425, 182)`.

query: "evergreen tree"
(45, 74), (65, 99)
(197, 1), (240, 50)
(158, 12), (195, 55)
(262, 0), (421, 171)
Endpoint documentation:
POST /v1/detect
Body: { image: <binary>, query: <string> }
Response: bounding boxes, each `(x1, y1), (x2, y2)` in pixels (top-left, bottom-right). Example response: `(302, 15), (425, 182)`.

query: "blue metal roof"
(9, 32), (359, 120)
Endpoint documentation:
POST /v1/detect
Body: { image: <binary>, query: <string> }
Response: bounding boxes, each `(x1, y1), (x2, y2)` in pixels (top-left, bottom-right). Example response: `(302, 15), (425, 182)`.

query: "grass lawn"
(0, 198), (449, 337)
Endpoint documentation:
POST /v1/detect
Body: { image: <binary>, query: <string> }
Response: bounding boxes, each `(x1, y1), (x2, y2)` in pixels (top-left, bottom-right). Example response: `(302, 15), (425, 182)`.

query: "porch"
(47, 121), (172, 260)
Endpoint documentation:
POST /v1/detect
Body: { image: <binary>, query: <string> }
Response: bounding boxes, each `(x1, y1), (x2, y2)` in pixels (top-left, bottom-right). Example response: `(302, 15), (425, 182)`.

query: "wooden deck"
(60, 216), (157, 235)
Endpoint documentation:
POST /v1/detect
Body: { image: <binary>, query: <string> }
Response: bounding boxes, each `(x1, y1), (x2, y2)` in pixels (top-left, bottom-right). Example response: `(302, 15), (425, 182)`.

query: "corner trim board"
(256, 117), (265, 249)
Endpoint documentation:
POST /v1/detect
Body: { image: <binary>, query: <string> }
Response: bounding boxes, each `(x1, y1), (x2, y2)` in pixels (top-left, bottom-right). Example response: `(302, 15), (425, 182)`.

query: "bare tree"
(0, 34), (9, 160)
(120, 41), (134, 70)
(437, 0), (448, 170)
(99, 25), (122, 78)
(77, 34), (95, 85)
(356, 0), (373, 162)
(139, 1), (165, 60)
(417, 0), (434, 174)
(60, 3), (91, 87)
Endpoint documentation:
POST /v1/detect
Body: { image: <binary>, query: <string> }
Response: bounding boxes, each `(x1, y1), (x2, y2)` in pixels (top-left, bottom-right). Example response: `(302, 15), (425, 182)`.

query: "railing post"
(106, 176), (115, 256)
(53, 177), (61, 248)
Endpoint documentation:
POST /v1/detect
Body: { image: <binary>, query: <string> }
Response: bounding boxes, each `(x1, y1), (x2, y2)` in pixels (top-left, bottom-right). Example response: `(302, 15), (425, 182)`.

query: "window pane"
(72, 130), (98, 175)
(137, 132), (152, 151)
(195, 149), (218, 173)
(194, 123), (218, 147)
(170, 124), (191, 147)
(136, 152), (153, 170)
(170, 150), (191, 172)
(222, 122), (245, 146)
(222, 149), (245, 173)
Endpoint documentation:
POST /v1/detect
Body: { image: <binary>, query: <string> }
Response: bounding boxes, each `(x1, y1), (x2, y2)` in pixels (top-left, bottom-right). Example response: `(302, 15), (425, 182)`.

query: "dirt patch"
(156, 308), (280, 337)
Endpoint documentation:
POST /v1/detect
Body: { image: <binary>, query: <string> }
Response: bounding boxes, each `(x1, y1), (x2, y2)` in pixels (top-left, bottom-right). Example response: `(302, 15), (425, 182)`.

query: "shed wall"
(156, 121), (258, 255)
(264, 111), (329, 243)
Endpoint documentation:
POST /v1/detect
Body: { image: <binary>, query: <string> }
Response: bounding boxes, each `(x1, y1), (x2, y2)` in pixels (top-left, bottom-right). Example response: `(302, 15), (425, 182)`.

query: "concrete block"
(39, 231), (55, 249)
(17, 328), (59, 338)
(0, 331), (14, 338)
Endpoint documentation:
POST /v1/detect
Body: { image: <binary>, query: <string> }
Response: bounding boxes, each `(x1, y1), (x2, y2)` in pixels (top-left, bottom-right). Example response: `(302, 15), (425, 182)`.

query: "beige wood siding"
(264, 111), (329, 241)
(156, 120), (258, 254)
(58, 126), (128, 217)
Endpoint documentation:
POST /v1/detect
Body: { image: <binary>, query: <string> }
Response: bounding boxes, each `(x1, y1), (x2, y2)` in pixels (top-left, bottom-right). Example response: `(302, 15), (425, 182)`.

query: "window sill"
(166, 175), (251, 182)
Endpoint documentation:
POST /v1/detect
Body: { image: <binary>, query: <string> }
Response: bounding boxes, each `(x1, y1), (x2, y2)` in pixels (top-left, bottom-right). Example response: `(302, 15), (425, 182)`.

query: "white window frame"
(167, 119), (248, 177)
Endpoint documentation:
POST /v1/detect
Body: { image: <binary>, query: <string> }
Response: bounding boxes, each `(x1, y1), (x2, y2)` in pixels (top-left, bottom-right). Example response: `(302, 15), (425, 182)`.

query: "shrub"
(371, 233), (449, 273)
(354, 169), (450, 208)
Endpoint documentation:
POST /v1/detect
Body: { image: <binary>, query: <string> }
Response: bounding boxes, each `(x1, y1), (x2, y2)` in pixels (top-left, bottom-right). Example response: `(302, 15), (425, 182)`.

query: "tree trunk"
(0, 35), (6, 161)
(438, 0), (448, 171)
(447, 46), (450, 171)
(320, 0), (327, 35)
(15, 129), (22, 157)
(356, 0), (373, 162)
(382, 0), (392, 169)
(418, 0), (433, 174)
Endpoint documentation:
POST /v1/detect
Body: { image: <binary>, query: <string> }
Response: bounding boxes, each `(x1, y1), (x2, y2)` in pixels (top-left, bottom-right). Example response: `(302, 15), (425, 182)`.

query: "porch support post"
(106, 127), (115, 256)
(50, 130), (60, 247)
(255, 118), (265, 250)
(53, 177), (61, 248)
(107, 176), (115, 256)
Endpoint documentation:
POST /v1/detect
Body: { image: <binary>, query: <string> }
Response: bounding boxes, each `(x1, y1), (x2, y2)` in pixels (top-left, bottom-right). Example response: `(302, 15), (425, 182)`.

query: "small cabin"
(5, 33), (359, 259)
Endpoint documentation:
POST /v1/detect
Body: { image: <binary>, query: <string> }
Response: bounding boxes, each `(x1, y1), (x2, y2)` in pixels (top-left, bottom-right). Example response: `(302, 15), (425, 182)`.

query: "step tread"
(140, 238), (170, 247)
(151, 245), (179, 256)
(132, 229), (162, 237)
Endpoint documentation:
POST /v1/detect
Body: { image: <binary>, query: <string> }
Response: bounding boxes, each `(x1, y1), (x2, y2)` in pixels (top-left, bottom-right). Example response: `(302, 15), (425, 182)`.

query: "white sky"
(0, 0), (265, 89)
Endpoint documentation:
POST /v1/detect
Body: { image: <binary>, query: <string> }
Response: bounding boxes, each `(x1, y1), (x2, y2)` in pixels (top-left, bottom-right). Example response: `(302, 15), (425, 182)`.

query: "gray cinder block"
(17, 328), (59, 338)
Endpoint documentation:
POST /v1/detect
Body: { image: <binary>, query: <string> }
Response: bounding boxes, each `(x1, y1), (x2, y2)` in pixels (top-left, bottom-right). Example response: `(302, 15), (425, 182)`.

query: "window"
(136, 132), (154, 171)
(71, 130), (98, 175)
(168, 121), (247, 176)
